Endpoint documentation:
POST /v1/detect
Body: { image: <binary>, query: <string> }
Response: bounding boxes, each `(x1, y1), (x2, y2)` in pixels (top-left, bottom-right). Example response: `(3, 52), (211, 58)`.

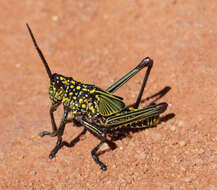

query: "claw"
(100, 163), (107, 171)
(49, 152), (55, 159)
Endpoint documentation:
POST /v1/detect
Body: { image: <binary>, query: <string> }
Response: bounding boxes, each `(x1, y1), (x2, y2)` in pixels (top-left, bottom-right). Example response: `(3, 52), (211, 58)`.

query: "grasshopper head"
(49, 73), (69, 102)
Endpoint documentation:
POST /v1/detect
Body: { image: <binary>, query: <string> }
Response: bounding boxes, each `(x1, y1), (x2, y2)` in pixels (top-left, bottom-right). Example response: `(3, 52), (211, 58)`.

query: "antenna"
(26, 23), (52, 79)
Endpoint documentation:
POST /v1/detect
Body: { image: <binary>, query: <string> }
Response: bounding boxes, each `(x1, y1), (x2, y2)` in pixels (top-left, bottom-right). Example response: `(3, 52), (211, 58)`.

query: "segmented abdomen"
(106, 116), (160, 131)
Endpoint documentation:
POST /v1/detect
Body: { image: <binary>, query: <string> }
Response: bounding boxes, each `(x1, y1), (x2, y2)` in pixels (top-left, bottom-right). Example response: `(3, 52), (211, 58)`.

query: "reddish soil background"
(0, 1), (216, 189)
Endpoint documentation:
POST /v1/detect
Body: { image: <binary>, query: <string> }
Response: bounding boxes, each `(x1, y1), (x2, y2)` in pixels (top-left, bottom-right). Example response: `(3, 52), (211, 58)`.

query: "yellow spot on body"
(63, 81), (68, 85)
(60, 77), (64, 80)
(82, 104), (86, 108)
(76, 86), (81, 90)
(83, 88), (88, 91)
(57, 90), (63, 95)
(73, 96), (76, 100)
(71, 80), (75, 84)
(91, 107), (95, 114)
(90, 89), (95, 94)
(69, 92), (73, 96)
(88, 103), (95, 114)
(70, 85), (74, 88)
(62, 97), (68, 102)
(79, 99), (83, 103)
(73, 111), (76, 114)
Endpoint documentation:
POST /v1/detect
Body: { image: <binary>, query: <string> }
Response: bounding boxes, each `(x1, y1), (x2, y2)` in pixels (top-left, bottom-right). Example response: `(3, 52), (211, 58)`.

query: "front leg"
(49, 108), (69, 159)
(40, 103), (60, 137)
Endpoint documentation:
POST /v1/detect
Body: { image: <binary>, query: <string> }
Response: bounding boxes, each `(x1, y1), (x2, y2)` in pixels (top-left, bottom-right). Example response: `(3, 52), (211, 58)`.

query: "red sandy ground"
(0, 1), (216, 189)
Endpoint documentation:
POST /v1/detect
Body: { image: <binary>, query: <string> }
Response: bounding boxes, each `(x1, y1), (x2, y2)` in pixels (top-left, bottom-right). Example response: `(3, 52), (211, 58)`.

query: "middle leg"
(91, 140), (107, 171)
(78, 119), (110, 170)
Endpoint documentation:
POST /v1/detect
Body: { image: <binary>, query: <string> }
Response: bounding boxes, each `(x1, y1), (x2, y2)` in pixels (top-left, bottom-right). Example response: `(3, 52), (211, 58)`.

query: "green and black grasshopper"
(27, 24), (167, 171)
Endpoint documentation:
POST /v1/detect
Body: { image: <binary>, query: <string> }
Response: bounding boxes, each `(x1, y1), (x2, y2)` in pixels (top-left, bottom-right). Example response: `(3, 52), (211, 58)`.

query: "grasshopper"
(27, 24), (167, 171)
